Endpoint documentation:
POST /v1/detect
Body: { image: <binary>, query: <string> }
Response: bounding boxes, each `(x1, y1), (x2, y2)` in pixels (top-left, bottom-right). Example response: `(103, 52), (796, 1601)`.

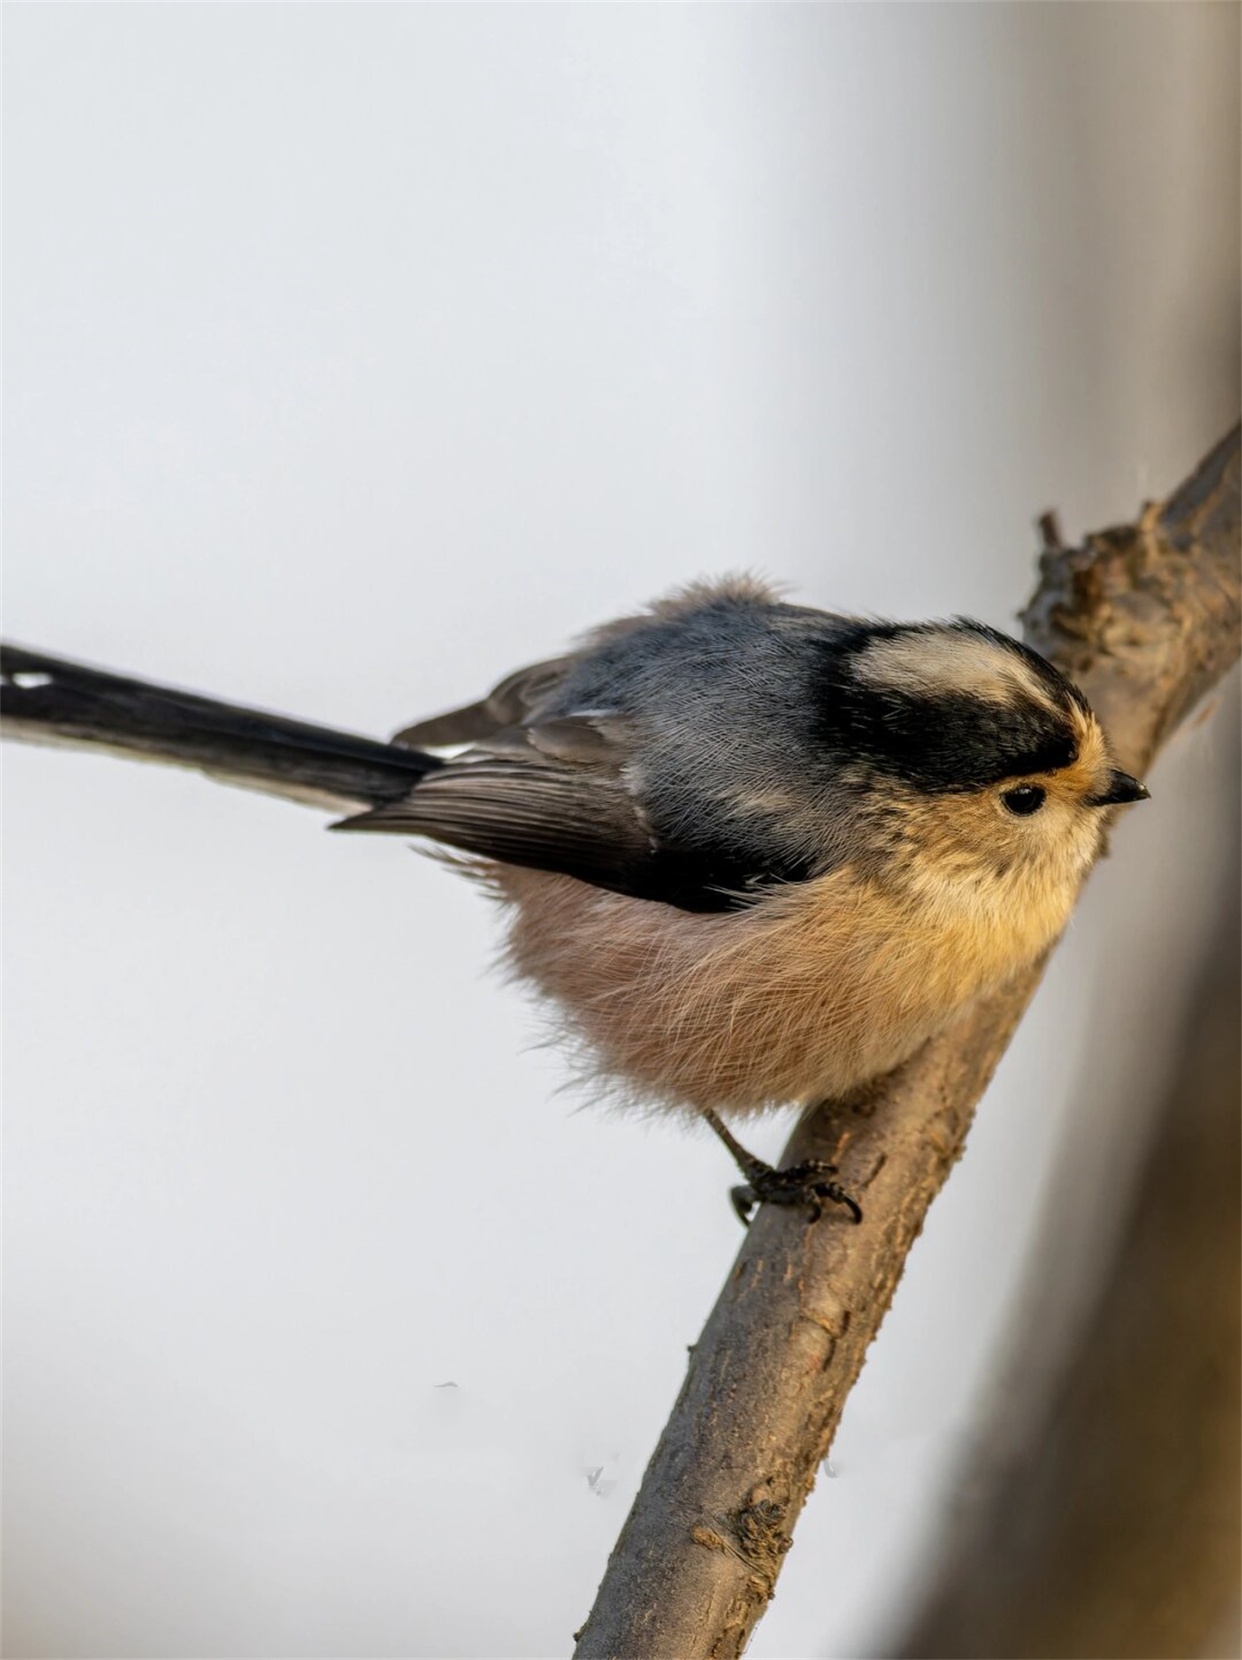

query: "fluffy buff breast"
(489, 861), (1069, 1119)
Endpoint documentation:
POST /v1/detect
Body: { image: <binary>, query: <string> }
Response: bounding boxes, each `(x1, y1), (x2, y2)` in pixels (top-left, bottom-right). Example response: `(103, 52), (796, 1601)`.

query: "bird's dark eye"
(1002, 784), (1046, 816)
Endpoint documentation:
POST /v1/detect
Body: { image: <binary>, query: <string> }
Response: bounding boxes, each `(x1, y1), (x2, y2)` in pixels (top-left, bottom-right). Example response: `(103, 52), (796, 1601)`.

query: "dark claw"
(730, 1159), (863, 1228)
(731, 1184), (759, 1226)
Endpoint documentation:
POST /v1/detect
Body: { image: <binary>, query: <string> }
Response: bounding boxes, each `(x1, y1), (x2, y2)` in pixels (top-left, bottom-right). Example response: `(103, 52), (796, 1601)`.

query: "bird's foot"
(699, 1106), (863, 1228)
(730, 1159), (863, 1228)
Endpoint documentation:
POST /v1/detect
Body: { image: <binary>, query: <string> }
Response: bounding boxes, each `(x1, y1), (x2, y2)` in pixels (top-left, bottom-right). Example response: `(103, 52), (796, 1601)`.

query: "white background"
(5, 6), (1239, 1656)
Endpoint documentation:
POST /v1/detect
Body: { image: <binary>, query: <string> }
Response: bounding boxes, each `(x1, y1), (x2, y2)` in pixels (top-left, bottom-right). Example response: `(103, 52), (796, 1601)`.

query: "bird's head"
(817, 619), (1148, 894)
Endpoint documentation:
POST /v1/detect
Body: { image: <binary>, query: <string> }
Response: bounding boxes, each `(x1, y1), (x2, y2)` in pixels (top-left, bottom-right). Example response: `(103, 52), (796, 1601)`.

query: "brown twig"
(1036, 508), (1065, 554)
(571, 425), (1241, 1659)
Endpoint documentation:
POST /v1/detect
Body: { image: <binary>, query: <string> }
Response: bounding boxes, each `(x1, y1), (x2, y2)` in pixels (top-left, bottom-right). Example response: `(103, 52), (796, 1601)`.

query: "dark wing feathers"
(392, 656), (572, 747)
(336, 615), (833, 912)
(333, 719), (805, 912)
(334, 755), (653, 891)
(335, 702), (659, 895)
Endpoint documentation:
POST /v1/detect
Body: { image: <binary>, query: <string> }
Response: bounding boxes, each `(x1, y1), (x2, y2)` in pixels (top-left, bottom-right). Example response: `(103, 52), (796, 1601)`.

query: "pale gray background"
(5, 5), (1239, 1657)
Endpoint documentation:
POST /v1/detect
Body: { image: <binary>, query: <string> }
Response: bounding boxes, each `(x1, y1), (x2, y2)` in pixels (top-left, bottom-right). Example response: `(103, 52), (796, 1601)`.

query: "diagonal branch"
(571, 425), (1241, 1660)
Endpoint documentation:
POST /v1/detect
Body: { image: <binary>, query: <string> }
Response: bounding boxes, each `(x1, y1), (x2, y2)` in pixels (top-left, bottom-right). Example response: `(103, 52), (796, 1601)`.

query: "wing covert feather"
(392, 656), (572, 747)
(332, 751), (653, 892)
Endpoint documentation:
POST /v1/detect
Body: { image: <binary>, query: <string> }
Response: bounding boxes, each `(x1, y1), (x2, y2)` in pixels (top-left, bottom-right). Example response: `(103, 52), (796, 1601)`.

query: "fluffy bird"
(2, 579), (1147, 1221)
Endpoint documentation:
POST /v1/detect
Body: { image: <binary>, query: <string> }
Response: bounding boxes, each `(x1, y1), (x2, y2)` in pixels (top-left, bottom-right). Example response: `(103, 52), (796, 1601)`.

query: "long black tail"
(1, 643), (441, 812)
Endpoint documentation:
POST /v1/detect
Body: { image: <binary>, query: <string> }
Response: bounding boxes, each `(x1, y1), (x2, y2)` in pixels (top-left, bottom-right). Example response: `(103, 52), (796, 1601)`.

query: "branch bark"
(572, 425), (1241, 1660)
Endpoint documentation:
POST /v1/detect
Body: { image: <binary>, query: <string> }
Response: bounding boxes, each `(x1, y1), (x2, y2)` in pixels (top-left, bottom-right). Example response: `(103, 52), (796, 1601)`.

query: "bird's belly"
(491, 863), (1057, 1118)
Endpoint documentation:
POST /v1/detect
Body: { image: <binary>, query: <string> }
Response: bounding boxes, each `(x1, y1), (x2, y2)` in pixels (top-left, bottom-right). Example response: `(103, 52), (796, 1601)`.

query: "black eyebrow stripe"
(1001, 736), (1079, 777)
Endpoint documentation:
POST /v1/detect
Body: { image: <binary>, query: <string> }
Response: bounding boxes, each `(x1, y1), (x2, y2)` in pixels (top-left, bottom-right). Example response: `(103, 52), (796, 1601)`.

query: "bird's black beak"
(1087, 769), (1150, 808)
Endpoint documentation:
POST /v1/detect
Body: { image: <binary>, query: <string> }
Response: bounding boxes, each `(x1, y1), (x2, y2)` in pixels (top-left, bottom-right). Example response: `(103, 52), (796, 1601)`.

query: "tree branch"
(572, 425), (1241, 1660)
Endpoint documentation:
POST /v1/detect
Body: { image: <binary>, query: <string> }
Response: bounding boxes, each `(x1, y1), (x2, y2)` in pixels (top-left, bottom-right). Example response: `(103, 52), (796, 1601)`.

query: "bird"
(1, 577), (1148, 1223)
